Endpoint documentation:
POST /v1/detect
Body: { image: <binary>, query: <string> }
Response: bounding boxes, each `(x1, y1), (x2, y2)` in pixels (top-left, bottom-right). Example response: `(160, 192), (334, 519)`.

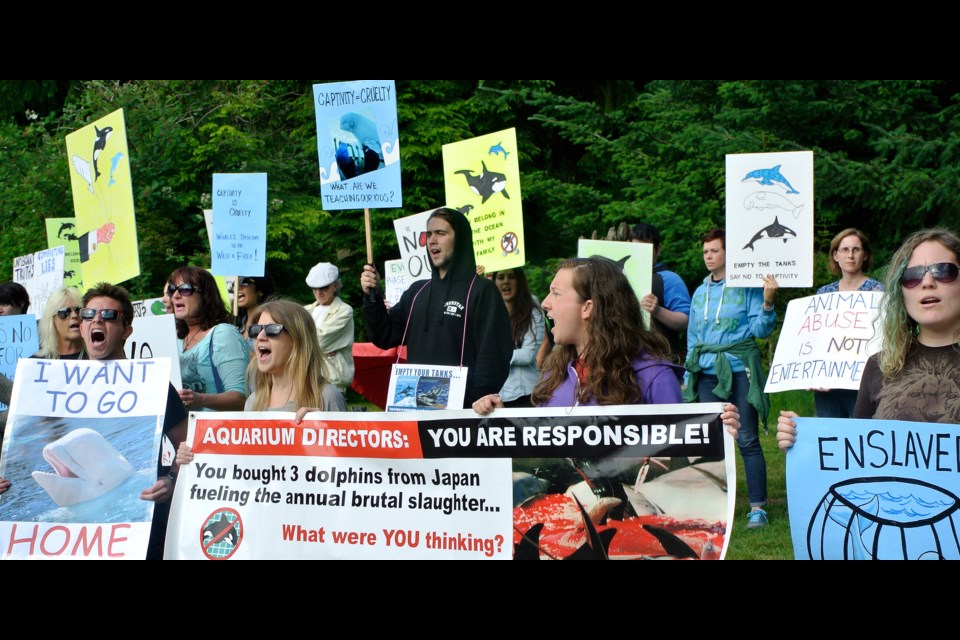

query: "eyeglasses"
(837, 247), (863, 256)
(80, 307), (123, 322)
(167, 283), (200, 297)
(248, 323), (285, 339)
(55, 306), (82, 319)
(900, 262), (960, 289)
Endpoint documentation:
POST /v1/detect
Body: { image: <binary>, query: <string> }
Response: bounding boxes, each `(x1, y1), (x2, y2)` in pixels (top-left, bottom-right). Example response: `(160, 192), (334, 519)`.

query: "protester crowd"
(1, 210), (959, 560)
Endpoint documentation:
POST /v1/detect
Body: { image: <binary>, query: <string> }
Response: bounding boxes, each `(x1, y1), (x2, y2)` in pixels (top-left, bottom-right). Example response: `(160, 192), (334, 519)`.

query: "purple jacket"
(538, 354), (684, 408)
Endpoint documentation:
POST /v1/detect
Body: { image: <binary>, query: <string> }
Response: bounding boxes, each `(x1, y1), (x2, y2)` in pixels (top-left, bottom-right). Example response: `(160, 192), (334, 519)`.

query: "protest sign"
(787, 417), (960, 560)
(65, 108), (140, 285)
(45, 217), (83, 290)
(13, 246), (65, 322)
(386, 363), (467, 412)
(0, 315), (39, 410)
(211, 173), (267, 277)
(443, 128), (524, 272)
(0, 358), (172, 559)
(726, 150), (814, 287)
(165, 403), (733, 560)
(128, 314), (182, 388)
(391, 209), (434, 283)
(766, 291), (883, 392)
(313, 80), (401, 210)
(383, 259), (410, 308)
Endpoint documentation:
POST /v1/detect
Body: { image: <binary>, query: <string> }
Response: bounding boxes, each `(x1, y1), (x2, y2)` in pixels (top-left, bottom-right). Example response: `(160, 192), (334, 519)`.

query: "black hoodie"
(363, 209), (512, 407)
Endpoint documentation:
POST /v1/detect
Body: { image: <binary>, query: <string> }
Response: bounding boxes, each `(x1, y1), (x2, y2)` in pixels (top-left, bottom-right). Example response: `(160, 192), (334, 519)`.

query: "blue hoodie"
(686, 275), (776, 375)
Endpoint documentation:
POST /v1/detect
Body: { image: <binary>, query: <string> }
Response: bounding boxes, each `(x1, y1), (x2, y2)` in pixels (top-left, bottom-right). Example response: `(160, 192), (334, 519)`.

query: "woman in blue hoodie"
(685, 229), (778, 529)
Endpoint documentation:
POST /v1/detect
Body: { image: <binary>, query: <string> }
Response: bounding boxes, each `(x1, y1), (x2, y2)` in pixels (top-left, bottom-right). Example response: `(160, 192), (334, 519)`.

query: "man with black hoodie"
(361, 207), (512, 407)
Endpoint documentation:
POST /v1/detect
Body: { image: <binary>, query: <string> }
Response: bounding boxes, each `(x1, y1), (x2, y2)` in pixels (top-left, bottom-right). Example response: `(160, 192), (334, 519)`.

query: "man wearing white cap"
(305, 262), (355, 392)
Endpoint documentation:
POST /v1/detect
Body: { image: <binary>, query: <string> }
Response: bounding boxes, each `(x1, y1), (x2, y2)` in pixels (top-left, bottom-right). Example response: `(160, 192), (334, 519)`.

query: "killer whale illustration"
(58, 222), (75, 238)
(742, 216), (797, 251)
(63, 270), (76, 279)
(455, 161), (509, 204)
(31, 428), (135, 507)
(203, 516), (239, 547)
(62, 233), (79, 241)
(741, 164), (799, 194)
(92, 125), (113, 182)
(743, 190), (804, 219)
(488, 142), (510, 161)
(416, 386), (443, 407)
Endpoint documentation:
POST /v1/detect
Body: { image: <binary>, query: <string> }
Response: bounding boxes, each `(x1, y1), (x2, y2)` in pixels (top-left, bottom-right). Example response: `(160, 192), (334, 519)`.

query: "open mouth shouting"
(90, 327), (107, 345)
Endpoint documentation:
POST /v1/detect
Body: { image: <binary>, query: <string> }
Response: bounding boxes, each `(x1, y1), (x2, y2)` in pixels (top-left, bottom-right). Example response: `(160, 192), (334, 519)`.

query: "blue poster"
(0, 315), (39, 410)
(788, 418), (960, 560)
(211, 173), (267, 277)
(313, 80), (401, 210)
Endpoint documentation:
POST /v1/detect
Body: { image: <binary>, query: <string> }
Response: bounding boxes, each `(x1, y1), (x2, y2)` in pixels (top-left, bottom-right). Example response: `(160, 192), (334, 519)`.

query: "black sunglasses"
(248, 323), (285, 339)
(227, 278), (256, 294)
(899, 262), (960, 289)
(80, 307), (123, 322)
(167, 283), (200, 297)
(55, 306), (82, 319)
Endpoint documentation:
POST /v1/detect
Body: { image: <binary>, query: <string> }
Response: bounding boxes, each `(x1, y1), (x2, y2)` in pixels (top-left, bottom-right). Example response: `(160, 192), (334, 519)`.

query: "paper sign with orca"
(313, 80), (402, 210)
(45, 217), (84, 290)
(65, 108), (140, 287)
(725, 151), (814, 287)
(443, 128), (526, 273)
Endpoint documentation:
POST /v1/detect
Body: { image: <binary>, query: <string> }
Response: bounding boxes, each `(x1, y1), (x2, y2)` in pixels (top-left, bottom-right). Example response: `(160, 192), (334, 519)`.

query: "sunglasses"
(248, 323), (285, 339)
(900, 262), (960, 289)
(55, 306), (82, 319)
(227, 278), (256, 294)
(167, 283), (200, 297)
(80, 307), (123, 322)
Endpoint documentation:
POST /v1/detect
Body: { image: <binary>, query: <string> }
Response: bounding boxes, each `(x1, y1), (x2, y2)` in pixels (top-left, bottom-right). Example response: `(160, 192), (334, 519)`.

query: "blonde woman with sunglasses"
(779, 228), (960, 451)
(35, 287), (86, 360)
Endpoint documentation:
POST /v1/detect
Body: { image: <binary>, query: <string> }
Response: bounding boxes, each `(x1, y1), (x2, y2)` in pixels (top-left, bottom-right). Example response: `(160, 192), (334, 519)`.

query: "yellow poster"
(442, 128), (524, 273)
(65, 108), (140, 286)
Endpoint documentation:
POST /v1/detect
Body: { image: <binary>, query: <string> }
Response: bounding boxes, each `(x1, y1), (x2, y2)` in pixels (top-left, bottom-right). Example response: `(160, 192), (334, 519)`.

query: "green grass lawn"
(725, 389), (814, 560)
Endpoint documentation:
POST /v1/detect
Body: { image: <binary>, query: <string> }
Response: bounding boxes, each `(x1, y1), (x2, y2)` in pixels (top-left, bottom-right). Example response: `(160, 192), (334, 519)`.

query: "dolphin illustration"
(71, 155), (95, 193)
(741, 165), (800, 194)
(456, 204), (474, 215)
(31, 428), (135, 507)
(455, 161), (509, 204)
(57, 222), (76, 238)
(743, 190), (804, 219)
(108, 151), (125, 186)
(488, 142), (510, 161)
(742, 216), (797, 251)
(62, 233), (79, 241)
(63, 270), (76, 279)
(92, 125), (113, 182)
(203, 516), (239, 547)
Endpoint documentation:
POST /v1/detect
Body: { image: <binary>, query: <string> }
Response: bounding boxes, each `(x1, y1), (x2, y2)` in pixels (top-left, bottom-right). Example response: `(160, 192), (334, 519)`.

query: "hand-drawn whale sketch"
(744, 191), (804, 219)
(31, 428), (135, 507)
(742, 216), (797, 251)
(455, 161), (509, 204)
(741, 165), (800, 194)
(488, 142), (510, 161)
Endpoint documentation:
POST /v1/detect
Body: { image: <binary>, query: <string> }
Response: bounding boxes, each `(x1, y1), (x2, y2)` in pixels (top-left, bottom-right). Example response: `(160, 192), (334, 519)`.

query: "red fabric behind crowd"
(350, 343), (407, 410)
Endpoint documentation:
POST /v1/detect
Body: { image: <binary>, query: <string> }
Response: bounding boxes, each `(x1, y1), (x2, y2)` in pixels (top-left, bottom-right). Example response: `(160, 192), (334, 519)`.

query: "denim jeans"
(814, 389), (858, 419)
(697, 372), (767, 507)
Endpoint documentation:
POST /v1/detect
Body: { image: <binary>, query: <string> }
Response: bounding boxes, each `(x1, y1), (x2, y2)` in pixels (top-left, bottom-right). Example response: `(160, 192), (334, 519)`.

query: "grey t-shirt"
(243, 384), (347, 412)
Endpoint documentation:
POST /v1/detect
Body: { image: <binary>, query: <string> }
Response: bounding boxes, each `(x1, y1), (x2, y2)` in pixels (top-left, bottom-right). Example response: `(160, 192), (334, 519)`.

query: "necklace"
(183, 327), (204, 350)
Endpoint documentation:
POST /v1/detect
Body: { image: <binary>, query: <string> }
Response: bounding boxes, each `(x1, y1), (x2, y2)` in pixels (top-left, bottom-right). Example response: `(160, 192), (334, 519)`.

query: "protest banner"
(165, 403), (733, 560)
(443, 128), (525, 272)
(128, 314), (182, 388)
(391, 208), (435, 283)
(787, 417), (960, 560)
(313, 80), (401, 210)
(0, 315), (39, 410)
(211, 173), (267, 277)
(766, 291), (883, 392)
(13, 246), (65, 322)
(725, 150), (814, 287)
(45, 217), (83, 290)
(65, 108), (140, 286)
(383, 259), (410, 308)
(0, 358), (172, 559)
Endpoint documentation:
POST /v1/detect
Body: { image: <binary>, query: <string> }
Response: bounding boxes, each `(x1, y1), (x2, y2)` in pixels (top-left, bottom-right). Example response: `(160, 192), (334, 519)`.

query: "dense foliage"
(2, 80), (959, 339)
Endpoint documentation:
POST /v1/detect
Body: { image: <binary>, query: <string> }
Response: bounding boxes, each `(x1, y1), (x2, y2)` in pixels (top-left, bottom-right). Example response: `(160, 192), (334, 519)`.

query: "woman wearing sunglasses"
(36, 287), (85, 360)
(779, 228), (960, 450)
(168, 266), (249, 412)
(231, 273), (275, 354)
(811, 229), (885, 418)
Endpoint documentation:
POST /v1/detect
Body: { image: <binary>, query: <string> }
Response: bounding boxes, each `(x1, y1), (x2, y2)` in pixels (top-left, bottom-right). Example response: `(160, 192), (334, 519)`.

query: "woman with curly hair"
(779, 228), (960, 447)
(168, 266), (248, 412)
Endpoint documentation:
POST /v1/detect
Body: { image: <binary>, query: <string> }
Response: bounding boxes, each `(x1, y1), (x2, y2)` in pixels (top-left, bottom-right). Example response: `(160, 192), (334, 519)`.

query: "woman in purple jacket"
(474, 256), (739, 428)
